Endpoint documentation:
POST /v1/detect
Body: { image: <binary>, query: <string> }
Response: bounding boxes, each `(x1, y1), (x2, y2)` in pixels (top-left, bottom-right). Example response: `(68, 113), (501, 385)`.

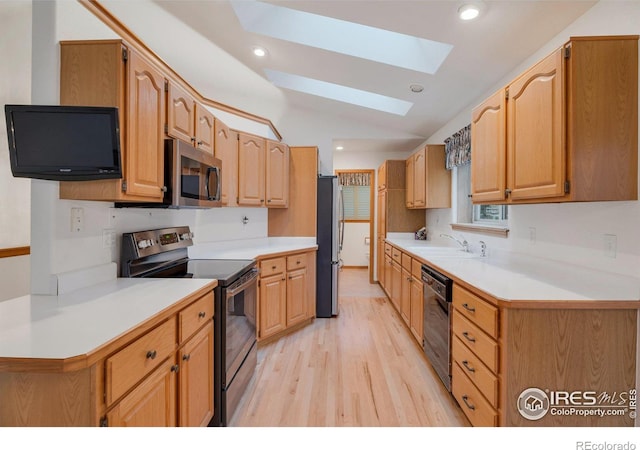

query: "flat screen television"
(4, 104), (122, 181)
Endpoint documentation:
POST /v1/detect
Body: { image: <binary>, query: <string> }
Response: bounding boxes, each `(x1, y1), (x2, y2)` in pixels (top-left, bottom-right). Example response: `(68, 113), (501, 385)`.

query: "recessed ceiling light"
(458, 4), (480, 21)
(252, 46), (267, 57)
(409, 84), (424, 93)
(336, 146), (344, 151)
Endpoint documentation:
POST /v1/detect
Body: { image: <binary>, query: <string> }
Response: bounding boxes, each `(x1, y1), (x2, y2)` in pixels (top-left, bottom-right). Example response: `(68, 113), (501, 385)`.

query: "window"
(473, 204), (508, 225)
(342, 185), (370, 221)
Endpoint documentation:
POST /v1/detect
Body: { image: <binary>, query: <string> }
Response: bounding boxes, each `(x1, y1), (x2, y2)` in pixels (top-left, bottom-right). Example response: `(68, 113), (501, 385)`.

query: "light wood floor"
(230, 268), (470, 427)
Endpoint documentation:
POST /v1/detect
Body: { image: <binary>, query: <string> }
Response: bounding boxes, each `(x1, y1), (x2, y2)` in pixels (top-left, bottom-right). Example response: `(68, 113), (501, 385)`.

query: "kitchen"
(1, 0), (640, 447)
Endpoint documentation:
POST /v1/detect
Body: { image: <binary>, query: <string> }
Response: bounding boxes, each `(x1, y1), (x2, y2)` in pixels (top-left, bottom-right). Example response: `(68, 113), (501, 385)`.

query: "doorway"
(335, 169), (375, 284)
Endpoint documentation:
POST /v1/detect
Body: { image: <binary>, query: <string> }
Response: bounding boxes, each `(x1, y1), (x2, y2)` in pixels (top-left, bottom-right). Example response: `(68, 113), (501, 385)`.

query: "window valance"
(445, 124), (471, 170)
(338, 172), (370, 186)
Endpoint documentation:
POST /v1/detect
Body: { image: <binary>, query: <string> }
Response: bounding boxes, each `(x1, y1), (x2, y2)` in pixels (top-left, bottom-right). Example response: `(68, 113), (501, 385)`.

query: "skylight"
(264, 69), (413, 116)
(230, 1), (453, 74)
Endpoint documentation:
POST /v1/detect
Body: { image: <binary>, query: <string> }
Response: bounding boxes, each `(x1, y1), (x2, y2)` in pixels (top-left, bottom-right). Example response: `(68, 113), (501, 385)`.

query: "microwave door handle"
(205, 167), (220, 201)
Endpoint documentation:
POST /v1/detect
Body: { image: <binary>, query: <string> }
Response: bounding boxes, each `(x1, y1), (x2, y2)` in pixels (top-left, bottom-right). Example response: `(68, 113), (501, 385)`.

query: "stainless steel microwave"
(165, 138), (222, 208)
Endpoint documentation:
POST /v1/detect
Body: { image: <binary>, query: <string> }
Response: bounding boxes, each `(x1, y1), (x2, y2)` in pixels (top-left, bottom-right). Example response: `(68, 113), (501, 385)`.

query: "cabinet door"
(179, 324), (214, 427)
(266, 140), (289, 207)
(259, 274), (286, 339)
(214, 119), (238, 206)
(413, 148), (426, 207)
(126, 49), (166, 199)
(377, 190), (386, 238)
(238, 133), (266, 206)
(286, 268), (307, 326)
(410, 276), (424, 344)
(167, 81), (195, 144)
(377, 162), (386, 191)
(471, 89), (507, 203)
(400, 267), (411, 325)
(194, 103), (215, 155)
(383, 255), (392, 298)
(507, 47), (565, 201)
(106, 358), (177, 427)
(405, 156), (415, 208)
(377, 238), (385, 286)
(390, 260), (402, 311)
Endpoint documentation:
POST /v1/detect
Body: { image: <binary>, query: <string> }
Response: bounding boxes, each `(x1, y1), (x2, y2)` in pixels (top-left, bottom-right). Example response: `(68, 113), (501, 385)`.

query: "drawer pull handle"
(146, 350), (157, 360)
(170, 364), (180, 373)
(462, 303), (476, 313)
(198, 311), (206, 318)
(272, 266), (276, 270)
(462, 332), (476, 343)
(182, 354), (191, 362)
(462, 360), (476, 373)
(462, 395), (476, 411)
(296, 260), (301, 264)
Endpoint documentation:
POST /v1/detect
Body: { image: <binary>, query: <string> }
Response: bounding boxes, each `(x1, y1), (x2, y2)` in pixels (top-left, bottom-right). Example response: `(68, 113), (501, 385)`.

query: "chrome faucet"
(479, 240), (487, 257)
(440, 233), (470, 252)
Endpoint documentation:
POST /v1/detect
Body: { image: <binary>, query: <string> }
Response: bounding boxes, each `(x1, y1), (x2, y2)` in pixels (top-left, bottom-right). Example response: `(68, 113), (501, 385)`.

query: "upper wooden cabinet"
(377, 160), (406, 190)
(266, 140), (290, 208)
(167, 81), (215, 155)
(214, 119), (238, 207)
(59, 40), (166, 202)
(237, 132), (289, 208)
(405, 145), (451, 209)
(471, 35), (638, 204)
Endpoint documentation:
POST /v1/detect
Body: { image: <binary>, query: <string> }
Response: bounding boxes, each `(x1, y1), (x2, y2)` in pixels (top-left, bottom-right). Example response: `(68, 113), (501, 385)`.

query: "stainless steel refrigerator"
(316, 175), (343, 317)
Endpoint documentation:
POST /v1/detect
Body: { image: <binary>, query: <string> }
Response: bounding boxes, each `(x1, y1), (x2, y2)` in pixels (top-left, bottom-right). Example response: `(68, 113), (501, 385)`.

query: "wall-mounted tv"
(4, 104), (122, 181)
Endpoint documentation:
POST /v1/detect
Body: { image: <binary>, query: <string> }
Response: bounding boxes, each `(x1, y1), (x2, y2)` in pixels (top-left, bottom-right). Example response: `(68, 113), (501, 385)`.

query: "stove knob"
(137, 239), (151, 249)
(180, 232), (193, 241)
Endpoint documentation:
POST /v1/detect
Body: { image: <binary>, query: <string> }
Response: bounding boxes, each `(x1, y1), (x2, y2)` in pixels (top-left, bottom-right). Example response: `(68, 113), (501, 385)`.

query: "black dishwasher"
(421, 264), (453, 391)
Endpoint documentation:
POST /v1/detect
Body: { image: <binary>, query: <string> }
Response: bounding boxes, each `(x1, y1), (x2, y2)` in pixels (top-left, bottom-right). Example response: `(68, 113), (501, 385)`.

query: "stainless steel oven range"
(121, 226), (257, 426)
(422, 263), (453, 391)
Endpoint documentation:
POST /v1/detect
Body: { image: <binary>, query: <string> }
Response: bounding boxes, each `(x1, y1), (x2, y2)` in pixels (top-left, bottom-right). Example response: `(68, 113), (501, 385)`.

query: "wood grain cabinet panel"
(59, 41), (166, 202)
(452, 284), (498, 339)
(451, 362), (498, 427)
(179, 324), (214, 427)
(179, 291), (214, 343)
(405, 146), (451, 209)
(167, 81), (195, 145)
(286, 268), (307, 327)
(266, 140), (289, 207)
(472, 35), (638, 204)
(409, 272), (423, 344)
(452, 311), (498, 373)
(214, 119), (238, 206)
(259, 274), (287, 339)
(194, 103), (214, 155)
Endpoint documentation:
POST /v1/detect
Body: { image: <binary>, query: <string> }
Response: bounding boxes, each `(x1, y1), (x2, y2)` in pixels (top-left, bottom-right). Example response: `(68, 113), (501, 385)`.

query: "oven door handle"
(226, 269), (259, 299)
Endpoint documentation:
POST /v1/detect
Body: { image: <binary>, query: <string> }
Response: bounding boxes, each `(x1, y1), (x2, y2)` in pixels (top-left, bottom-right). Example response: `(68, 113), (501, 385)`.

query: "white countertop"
(0, 278), (215, 360)
(189, 237), (317, 260)
(386, 237), (640, 302)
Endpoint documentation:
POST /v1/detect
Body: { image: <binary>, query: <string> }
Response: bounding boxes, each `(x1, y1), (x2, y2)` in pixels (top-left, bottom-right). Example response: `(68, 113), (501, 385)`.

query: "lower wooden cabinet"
(0, 288), (215, 427)
(257, 250), (316, 341)
(409, 272), (423, 344)
(106, 358), (178, 427)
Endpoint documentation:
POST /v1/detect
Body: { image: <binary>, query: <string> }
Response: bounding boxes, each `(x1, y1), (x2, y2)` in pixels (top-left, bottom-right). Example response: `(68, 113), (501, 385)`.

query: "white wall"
(424, 1), (640, 279)
(341, 222), (370, 267)
(0, 1), (32, 300)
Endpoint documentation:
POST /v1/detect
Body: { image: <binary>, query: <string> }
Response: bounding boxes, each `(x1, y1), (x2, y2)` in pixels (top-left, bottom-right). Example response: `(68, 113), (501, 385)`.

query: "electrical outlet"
(529, 227), (536, 244)
(102, 228), (116, 248)
(604, 234), (617, 258)
(71, 207), (84, 232)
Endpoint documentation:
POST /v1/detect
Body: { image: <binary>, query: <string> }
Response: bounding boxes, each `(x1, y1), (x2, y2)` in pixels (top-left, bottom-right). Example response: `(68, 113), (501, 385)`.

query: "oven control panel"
(159, 232), (179, 246)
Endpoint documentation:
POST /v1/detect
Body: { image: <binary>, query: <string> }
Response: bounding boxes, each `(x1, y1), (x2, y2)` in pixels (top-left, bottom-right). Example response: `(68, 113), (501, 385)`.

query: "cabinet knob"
(198, 311), (206, 318)
(197, 141), (203, 146)
(146, 350), (157, 360)
(261, 199), (265, 203)
(272, 266), (276, 270)
(161, 186), (168, 192)
(267, 199), (272, 203)
(170, 364), (180, 373)
(182, 354), (191, 362)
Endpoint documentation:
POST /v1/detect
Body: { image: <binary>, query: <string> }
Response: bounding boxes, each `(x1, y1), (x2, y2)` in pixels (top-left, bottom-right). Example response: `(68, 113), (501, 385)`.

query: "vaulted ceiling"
(100, 0), (597, 152)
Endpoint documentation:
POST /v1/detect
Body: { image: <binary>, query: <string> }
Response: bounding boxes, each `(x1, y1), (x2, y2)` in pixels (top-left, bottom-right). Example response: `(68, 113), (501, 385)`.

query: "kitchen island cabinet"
(0, 279), (216, 427)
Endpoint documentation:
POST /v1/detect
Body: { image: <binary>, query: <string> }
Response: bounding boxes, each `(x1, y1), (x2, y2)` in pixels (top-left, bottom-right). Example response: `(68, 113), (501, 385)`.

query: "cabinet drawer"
(401, 253), (412, 270)
(452, 362), (498, 427)
(105, 319), (177, 405)
(411, 258), (422, 280)
(286, 253), (306, 271)
(384, 243), (392, 256)
(453, 285), (498, 339)
(391, 247), (402, 263)
(260, 257), (286, 277)
(452, 310), (498, 373)
(452, 335), (498, 408)
(179, 291), (214, 343)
